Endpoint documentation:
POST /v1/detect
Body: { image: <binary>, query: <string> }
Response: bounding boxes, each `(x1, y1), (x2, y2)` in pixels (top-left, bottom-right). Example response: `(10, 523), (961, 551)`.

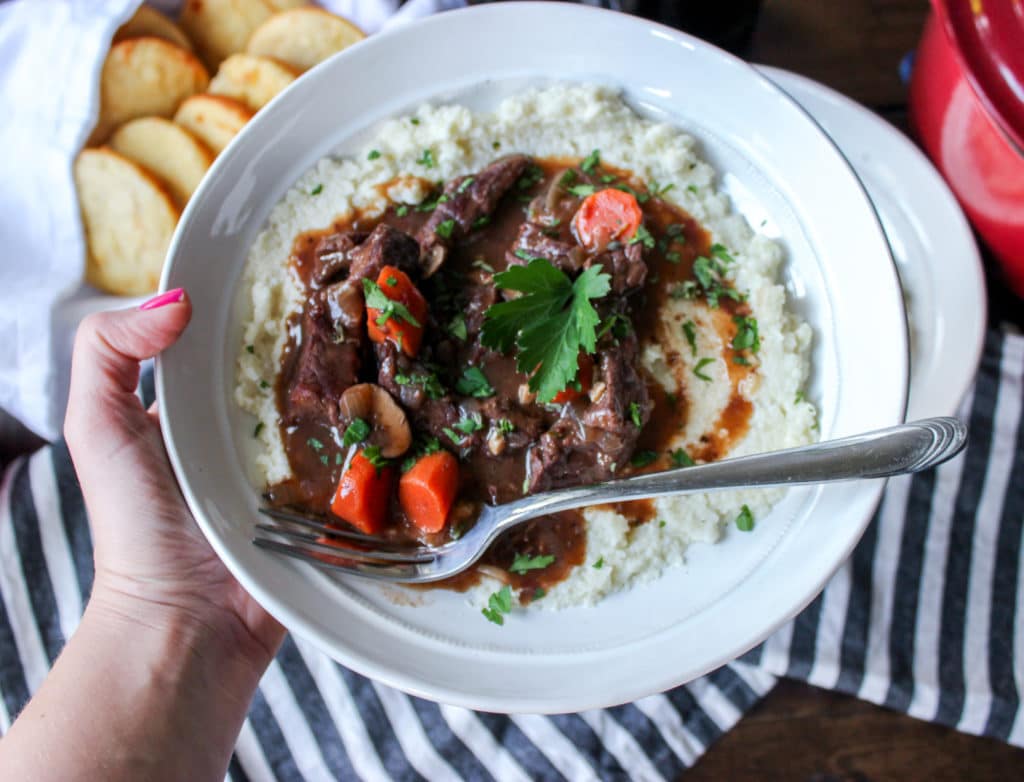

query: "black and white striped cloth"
(1, 326), (1021, 779)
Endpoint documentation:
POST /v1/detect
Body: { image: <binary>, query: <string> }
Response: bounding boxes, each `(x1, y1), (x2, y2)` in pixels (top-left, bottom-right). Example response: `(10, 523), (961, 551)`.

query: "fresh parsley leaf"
(454, 411), (484, 435)
(593, 557), (604, 569)
(448, 314), (467, 341)
(367, 149), (381, 160)
(629, 401), (642, 428)
(361, 445), (389, 470)
(481, 585), (513, 625)
(362, 279), (421, 329)
(735, 504), (754, 532)
(497, 418), (515, 434)
(600, 173), (617, 183)
(510, 553), (555, 574)
(395, 204), (409, 217)
(455, 367), (495, 398)
(682, 320), (698, 356)
(307, 437), (324, 451)
(734, 355), (751, 366)
(630, 450), (657, 467)
(481, 260), (610, 402)
(693, 357), (715, 382)
(693, 256), (717, 289)
(342, 418), (370, 447)
(711, 243), (736, 264)
(629, 224), (656, 249)
(457, 176), (475, 194)
(253, 422), (264, 437)
(435, 219), (456, 239)
(517, 165), (544, 190)
(560, 168), (578, 187)
(670, 448), (694, 468)
(580, 149), (601, 173)
(416, 148), (436, 168)
(732, 315), (760, 353)
(394, 372), (444, 399)
(310, 183), (323, 195)
(567, 184), (596, 198)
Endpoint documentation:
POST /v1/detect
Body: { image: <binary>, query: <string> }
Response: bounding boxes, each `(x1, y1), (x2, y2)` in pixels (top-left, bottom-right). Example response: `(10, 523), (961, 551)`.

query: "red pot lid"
(934, 0), (1024, 151)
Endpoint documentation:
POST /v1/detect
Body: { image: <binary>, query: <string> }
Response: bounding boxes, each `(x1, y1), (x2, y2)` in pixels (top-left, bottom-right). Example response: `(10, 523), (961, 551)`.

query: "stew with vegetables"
(265, 151), (757, 600)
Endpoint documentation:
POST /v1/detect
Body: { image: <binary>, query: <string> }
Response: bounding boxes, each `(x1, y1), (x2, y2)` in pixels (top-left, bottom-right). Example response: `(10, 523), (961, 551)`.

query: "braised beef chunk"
(418, 154), (532, 275)
(348, 223), (421, 282)
(285, 289), (362, 425)
(312, 230), (368, 286)
(505, 221), (585, 275)
(528, 335), (651, 492)
(588, 240), (647, 293)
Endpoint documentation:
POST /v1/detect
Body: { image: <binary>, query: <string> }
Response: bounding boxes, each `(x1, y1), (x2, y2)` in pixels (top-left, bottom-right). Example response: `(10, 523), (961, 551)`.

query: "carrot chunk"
(330, 450), (394, 534)
(399, 450), (460, 533)
(365, 266), (428, 357)
(572, 188), (644, 251)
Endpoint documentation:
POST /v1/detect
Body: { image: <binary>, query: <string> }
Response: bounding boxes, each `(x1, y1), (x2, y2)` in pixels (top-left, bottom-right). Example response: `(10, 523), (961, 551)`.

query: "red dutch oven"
(910, 0), (1024, 298)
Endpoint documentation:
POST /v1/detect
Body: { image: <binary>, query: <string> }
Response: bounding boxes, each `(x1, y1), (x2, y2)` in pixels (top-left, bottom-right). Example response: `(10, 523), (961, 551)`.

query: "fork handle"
(488, 417), (967, 531)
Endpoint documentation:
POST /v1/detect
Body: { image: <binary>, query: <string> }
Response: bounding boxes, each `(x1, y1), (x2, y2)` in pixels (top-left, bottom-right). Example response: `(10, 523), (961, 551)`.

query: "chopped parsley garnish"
(735, 504), (754, 532)
(593, 557), (604, 569)
(472, 258), (495, 272)
(794, 390), (806, 405)
(435, 219), (456, 239)
(629, 224), (655, 249)
(472, 215), (491, 230)
(600, 173), (617, 183)
(447, 313), (468, 341)
(734, 355), (751, 366)
(410, 117), (420, 125)
(310, 183), (323, 195)
(670, 448), (694, 468)
(438, 193), (452, 204)
(651, 181), (675, 196)
(686, 184), (698, 194)
(560, 168), (578, 187)
(259, 379), (270, 390)
(443, 411), (484, 444)
(319, 454), (329, 465)
(497, 418), (515, 434)
(253, 422), (264, 437)
(386, 275), (398, 287)
(597, 312), (631, 341)
(629, 401), (643, 428)
(481, 584), (513, 625)
(630, 450), (658, 468)
(682, 320), (698, 356)
(307, 437), (324, 451)
(394, 372), (445, 399)
(711, 243), (736, 264)
(580, 148), (601, 174)
(367, 149), (381, 160)
(361, 445), (389, 469)
(513, 248), (542, 262)
(666, 224), (685, 238)
(362, 279), (422, 329)
(692, 254), (744, 309)
(395, 204), (409, 217)
(693, 357), (715, 382)
(492, 140), (501, 150)
(613, 183), (650, 203)
(457, 176), (475, 194)
(481, 260), (610, 403)
(342, 417), (371, 447)
(659, 520), (667, 528)
(401, 436), (443, 472)
(510, 553), (555, 574)
(670, 281), (700, 300)
(732, 315), (760, 353)
(455, 366), (495, 398)
(666, 251), (682, 264)
(416, 148), (436, 168)
(567, 184), (597, 198)
(516, 165), (544, 190)
(533, 587), (546, 600)
(245, 344), (255, 354)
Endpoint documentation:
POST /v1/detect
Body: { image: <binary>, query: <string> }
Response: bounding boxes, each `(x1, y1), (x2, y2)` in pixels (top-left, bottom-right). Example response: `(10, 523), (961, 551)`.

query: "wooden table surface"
(2, 0), (1022, 778)
(687, 0), (1024, 778)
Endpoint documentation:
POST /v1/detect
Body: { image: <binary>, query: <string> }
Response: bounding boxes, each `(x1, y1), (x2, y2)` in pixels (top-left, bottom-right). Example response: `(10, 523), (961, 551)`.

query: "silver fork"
(253, 416), (966, 583)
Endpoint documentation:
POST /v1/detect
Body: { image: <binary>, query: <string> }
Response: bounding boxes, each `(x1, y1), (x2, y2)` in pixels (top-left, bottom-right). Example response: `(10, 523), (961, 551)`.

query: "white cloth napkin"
(0, 0), (462, 440)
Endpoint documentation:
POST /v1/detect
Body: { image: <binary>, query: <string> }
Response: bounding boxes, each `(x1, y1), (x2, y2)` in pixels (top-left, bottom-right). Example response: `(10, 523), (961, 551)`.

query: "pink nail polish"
(139, 288), (185, 311)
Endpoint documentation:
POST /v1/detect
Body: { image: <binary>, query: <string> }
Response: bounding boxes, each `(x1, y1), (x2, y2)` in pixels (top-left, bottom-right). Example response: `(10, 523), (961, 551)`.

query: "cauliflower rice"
(235, 84), (818, 609)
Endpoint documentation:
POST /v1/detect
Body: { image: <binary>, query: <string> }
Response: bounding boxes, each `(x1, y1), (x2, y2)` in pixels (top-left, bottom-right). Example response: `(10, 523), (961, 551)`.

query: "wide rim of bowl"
(156, 1), (908, 712)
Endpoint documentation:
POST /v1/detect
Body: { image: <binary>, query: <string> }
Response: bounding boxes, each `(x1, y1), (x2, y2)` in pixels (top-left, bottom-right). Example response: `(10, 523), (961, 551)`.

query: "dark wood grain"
(686, 0), (1024, 778)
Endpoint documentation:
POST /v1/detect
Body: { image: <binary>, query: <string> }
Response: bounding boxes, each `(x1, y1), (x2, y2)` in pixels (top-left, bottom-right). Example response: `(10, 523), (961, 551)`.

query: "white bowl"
(157, 2), (908, 713)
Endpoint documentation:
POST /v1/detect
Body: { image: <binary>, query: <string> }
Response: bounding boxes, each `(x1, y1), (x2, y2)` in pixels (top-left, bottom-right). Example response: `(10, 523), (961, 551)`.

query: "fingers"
(65, 290), (191, 447)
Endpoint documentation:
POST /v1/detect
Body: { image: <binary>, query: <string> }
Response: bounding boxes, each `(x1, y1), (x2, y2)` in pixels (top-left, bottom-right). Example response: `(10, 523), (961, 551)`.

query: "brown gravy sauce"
(270, 157), (754, 599)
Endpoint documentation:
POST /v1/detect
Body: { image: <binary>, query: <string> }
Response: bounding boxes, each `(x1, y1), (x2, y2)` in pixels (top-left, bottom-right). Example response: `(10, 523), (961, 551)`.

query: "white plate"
(156, 3), (907, 713)
(760, 67), (985, 419)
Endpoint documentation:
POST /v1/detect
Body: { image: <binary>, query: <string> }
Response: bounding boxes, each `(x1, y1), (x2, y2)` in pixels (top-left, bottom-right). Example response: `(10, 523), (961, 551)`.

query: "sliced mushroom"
(338, 383), (412, 457)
